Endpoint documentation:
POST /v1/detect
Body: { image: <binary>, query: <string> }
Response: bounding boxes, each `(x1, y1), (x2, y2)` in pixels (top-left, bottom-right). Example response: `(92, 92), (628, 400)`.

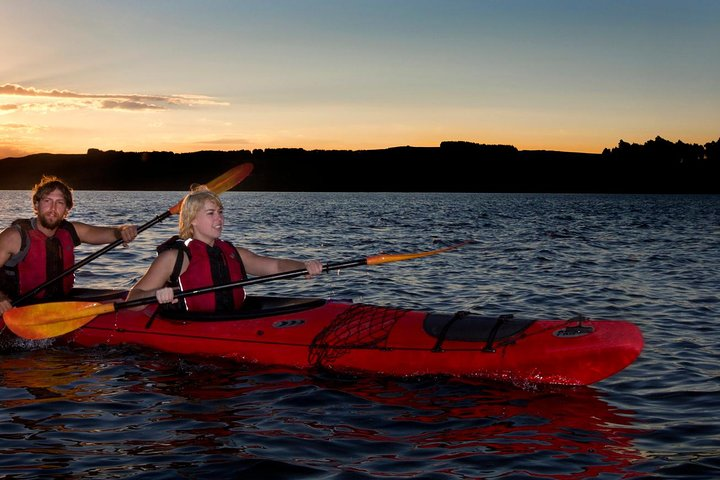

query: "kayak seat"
(424, 312), (534, 343)
(158, 295), (328, 321)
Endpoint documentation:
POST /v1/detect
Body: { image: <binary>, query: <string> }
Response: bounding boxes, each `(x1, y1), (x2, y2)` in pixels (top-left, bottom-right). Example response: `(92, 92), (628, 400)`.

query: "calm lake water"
(0, 190), (718, 479)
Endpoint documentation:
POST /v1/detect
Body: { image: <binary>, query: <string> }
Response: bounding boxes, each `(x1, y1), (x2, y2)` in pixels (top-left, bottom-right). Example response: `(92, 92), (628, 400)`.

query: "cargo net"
(309, 304), (409, 366)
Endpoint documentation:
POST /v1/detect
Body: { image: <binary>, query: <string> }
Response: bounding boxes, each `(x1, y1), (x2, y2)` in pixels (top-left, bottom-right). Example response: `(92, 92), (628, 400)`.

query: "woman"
(126, 186), (322, 312)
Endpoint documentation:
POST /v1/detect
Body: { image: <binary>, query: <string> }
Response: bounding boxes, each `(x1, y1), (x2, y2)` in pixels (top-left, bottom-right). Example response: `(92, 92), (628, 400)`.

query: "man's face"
(35, 188), (69, 230)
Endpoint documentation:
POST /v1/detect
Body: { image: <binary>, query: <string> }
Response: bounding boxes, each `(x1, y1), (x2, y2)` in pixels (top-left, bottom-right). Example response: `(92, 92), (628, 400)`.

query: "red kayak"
(51, 291), (643, 386)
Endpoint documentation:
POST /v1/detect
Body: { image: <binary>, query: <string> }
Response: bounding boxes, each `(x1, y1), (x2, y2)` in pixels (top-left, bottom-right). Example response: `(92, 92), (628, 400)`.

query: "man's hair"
(31, 175), (74, 212)
(178, 185), (223, 240)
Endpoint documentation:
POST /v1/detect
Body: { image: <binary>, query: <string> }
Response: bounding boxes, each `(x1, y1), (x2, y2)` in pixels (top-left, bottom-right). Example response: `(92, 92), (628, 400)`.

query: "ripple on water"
(0, 191), (718, 479)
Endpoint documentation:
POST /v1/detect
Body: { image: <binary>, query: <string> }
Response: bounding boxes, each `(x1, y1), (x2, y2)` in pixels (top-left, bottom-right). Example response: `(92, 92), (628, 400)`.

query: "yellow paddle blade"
(205, 162), (254, 195)
(366, 241), (471, 265)
(169, 162), (254, 214)
(3, 301), (116, 340)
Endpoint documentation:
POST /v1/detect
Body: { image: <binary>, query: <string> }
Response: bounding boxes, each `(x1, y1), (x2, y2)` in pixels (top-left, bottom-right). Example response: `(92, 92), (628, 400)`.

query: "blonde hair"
(178, 185), (223, 239)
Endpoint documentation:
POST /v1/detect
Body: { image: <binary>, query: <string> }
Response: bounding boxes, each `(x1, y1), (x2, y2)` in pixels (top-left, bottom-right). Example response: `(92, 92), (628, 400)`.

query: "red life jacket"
(162, 237), (247, 312)
(0, 218), (80, 301)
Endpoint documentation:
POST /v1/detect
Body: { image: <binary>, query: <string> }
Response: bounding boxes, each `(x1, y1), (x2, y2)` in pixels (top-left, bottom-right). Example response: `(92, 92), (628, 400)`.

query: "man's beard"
(38, 212), (63, 230)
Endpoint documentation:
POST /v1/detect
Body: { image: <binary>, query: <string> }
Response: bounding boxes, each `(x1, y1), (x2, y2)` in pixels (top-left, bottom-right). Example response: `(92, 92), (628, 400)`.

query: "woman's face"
(191, 199), (224, 244)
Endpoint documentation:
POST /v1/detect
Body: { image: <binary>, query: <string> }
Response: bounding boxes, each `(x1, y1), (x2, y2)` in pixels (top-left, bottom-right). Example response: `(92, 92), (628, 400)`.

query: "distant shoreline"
(1, 138), (718, 193)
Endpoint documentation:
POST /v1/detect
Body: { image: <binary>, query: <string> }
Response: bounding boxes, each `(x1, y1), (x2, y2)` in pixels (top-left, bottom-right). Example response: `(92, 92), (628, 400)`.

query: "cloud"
(100, 100), (165, 111)
(0, 83), (228, 112)
(0, 122), (46, 133)
(1, 123), (32, 129)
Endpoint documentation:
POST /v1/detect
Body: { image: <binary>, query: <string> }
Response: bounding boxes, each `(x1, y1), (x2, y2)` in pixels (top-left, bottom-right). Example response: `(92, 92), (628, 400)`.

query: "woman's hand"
(155, 287), (177, 304)
(0, 293), (12, 315)
(304, 260), (324, 277)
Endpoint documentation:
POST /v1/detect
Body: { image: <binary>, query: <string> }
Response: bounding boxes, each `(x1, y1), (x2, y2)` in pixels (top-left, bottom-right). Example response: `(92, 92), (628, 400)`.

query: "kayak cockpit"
(159, 296), (328, 321)
(65, 288), (328, 321)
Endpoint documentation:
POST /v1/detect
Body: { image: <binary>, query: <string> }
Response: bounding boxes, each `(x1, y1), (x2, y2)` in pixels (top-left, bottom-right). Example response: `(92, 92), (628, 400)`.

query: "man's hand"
(116, 225), (138, 246)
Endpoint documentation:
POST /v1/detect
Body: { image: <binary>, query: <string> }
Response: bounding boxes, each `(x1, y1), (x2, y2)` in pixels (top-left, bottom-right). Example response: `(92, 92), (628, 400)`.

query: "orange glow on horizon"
(4, 81), (716, 160)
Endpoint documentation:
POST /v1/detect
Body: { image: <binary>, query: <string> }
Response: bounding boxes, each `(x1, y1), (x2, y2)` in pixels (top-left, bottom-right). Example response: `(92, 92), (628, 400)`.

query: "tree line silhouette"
(0, 136), (717, 193)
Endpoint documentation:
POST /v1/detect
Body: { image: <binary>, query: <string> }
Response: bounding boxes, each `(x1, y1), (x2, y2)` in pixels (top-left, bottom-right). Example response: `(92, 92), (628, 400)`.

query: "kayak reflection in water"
(0, 175), (138, 315)
(125, 185), (323, 312)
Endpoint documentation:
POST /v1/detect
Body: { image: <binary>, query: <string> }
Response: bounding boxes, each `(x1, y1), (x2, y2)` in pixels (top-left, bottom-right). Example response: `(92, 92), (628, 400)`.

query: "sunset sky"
(1, 0), (719, 160)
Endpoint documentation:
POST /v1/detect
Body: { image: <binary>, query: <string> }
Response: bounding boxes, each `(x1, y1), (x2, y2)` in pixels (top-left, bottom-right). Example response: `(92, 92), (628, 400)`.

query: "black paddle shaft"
(117, 258), (369, 310)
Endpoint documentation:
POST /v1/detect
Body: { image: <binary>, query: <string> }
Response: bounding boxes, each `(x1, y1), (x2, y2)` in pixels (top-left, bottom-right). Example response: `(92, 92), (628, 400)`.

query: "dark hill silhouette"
(0, 138), (718, 193)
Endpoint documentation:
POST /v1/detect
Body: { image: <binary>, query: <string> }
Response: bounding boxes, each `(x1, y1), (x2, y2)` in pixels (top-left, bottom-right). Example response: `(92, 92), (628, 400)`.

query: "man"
(0, 175), (138, 315)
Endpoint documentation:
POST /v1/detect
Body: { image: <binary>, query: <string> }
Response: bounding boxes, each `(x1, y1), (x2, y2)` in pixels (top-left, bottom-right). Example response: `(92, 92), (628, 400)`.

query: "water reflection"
(312, 376), (647, 479)
(1, 348), (646, 478)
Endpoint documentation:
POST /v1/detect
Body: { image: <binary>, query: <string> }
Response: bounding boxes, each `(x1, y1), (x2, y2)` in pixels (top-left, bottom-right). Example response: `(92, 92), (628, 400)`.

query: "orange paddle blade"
(366, 241), (471, 265)
(169, 162), (254, 214)
(205, 162), (254, 195)
(3, 301), (116, 340)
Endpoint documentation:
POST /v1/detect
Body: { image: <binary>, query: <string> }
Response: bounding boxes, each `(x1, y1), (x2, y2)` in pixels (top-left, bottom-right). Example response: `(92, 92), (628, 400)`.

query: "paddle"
(11, 163), (254, 307)
(4, 241), (469, 340)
